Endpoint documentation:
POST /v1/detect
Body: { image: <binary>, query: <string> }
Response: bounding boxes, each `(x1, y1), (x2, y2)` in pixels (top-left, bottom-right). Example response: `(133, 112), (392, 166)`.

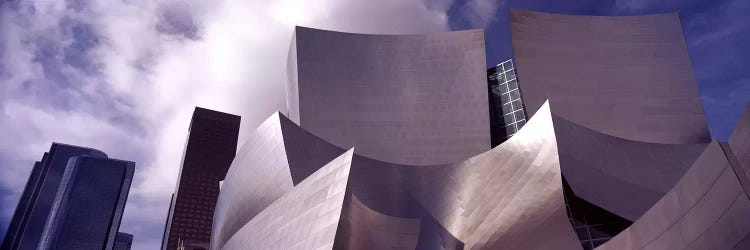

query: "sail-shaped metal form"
(212, 102), (582, 250)
(207, 11), (750, 249)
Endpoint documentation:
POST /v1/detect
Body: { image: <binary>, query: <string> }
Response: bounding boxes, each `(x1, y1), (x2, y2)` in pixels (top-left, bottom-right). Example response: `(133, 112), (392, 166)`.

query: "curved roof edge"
(509, 8), (679, 18)
(510, 8), (711, 145)
(596, 140), (750, 249)
(294, 25), (483, 37)
(552, 114), (709, 220)
(728, 102), (750, 187)
(213, 101), (581, 249)
(287, 25), (489, 166)
(51, 142), (108, 158)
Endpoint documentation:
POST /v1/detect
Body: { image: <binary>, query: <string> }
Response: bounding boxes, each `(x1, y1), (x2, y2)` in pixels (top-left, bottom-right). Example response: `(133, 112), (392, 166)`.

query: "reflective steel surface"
(213, 102), (581, 250)
(511, 9), (710, 144)
(596, 141), (750, 249)
(288, 26), (491, 166)
(553, 115), (708, 220)
(210, 13), (750, 249)
(222, 149), (355, 250)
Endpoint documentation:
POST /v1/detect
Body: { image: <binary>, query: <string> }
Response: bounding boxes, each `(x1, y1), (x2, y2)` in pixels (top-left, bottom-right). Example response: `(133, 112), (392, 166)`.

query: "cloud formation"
(0, 0), (460, 248)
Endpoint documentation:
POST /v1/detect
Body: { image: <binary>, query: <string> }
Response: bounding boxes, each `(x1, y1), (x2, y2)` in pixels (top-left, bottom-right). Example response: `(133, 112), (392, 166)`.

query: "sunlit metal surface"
(210, 113), (295, 250)
(221, 149), (355, 250)
(213, 101), (581, 249)
(209, 11), (750, 249)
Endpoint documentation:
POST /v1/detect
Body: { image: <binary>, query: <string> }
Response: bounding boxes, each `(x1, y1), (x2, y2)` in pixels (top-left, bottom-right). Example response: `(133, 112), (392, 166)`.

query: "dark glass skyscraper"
(1, 143), (134, 250)
(113, 232), (134, 250)
(161, 107), (240, 250)
(487, 59), (527, 147)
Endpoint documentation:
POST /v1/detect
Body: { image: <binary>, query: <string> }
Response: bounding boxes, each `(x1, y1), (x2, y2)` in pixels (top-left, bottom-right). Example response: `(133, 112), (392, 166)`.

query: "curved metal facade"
(207, 12), (750, 250)
(221, 149), (355, 249)
(287, 26), (490, 166)
(729, 103), (750, 187)
(209, 113), (295, 250)
(596, 141), (750, 249)
(212, 102), (581, 249)
(510, 9), (710, 144)
(553, 115), (709, 220)
(210, 112), (347, 250)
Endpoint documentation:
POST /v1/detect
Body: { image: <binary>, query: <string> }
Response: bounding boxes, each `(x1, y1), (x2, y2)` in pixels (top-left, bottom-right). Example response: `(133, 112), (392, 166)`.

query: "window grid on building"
(562, 178), (632, 250)
(489, 59), (527, 141)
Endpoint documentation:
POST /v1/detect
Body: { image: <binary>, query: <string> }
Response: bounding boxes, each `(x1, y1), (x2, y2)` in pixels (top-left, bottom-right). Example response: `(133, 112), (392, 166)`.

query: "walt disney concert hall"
(207, 9), (750, 250)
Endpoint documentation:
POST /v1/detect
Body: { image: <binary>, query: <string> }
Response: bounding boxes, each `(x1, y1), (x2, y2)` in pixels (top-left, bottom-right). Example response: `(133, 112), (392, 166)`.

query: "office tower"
(161, 107), (240, 250)
(113, 232), (133, 250)
(2, 143), (134, 250)
(487, 59), (527, 146)
(208, 9), (750, 250)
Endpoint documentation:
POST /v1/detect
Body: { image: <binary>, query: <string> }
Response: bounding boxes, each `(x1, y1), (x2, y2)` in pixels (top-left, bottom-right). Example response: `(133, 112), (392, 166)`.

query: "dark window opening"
(562, 177), (632, 250)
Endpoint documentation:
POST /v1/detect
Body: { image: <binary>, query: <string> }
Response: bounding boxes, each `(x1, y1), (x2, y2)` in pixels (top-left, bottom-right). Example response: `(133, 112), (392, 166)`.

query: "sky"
(0, 0), (747, 249)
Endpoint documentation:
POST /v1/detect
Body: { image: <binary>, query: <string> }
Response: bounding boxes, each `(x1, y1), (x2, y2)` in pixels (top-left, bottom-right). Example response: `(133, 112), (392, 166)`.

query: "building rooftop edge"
(509, 8), (679, 18)
(294, 25), (484, 37)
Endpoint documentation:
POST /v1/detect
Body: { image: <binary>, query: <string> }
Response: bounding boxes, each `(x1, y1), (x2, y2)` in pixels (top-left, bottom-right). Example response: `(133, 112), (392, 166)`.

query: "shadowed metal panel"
(290, 26), (490, 166)
(334, 194), (421, 249)
(278, 113), (350, 185)
(552, 115), (708, 220)
(221, 149), (355, 250)
(729, 103), (750, 187)
(510, 9), (710, 144)
(596, 141), (750, 250)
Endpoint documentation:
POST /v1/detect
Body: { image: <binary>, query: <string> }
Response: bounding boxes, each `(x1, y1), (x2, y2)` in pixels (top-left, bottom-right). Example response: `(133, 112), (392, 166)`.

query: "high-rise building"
(1, 143), (134, 250)
(487, 59), (527, 146)
(161, 107), (240, 250)
(113, 232), (133, 250)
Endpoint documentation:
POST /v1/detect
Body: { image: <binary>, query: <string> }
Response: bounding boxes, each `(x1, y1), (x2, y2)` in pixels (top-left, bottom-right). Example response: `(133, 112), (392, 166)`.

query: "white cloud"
(0, 0), (454, 248)
(460, 0), (503, 28)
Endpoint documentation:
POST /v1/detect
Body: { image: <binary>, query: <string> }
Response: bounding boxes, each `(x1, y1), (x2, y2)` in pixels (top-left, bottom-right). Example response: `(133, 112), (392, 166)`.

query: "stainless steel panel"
(214, 102), (582, 250)
(221, 149), (355, 250)
(511, 9), (710, 144)
(596, 141), (750, 249)
(289, 27), (490, 166)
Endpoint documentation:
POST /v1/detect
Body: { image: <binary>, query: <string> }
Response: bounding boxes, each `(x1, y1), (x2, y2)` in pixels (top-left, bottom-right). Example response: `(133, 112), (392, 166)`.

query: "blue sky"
(0, 0), (748, 249)
(449, 0), (750, 140)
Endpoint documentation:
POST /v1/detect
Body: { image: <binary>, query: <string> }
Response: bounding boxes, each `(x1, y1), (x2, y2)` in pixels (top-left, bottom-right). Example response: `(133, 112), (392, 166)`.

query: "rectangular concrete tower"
(161, 107), (240, 250)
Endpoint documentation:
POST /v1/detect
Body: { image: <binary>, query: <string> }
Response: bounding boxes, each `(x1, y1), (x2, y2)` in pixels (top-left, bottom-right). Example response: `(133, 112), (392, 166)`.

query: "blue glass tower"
(113, 232), (134, 250)
(1, 143), (134, 250)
